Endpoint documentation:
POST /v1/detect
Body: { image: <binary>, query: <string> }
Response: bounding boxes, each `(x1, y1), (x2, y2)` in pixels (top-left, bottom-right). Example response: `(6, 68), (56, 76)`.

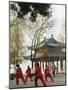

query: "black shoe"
(44, 84), (47, 87)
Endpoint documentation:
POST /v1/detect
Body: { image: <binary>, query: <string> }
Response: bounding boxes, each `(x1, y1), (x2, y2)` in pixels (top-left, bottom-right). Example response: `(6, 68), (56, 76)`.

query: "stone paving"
(9, 73), (66, 89)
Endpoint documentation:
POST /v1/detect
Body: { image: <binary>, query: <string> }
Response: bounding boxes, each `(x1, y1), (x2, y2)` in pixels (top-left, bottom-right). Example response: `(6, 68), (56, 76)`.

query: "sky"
(46, 4), (65, 41)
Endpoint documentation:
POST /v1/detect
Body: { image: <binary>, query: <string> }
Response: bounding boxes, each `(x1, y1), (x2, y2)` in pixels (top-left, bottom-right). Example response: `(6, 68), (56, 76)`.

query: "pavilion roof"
(24, 50), (65, 60)
(25, 35), (65, 61)
(28, 35), (65, 50)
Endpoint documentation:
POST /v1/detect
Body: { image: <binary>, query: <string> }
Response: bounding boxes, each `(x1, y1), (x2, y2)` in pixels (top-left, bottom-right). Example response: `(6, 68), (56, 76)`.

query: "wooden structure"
(24, 35), (65, 72)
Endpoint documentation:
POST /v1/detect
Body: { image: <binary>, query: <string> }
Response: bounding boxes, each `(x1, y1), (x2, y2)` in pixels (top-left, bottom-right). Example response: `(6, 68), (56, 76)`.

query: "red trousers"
(16, 75), (25, 85)
(45, 73), (54, 82)
(34, 75), (47, 87)
(25, 74), (32, 82)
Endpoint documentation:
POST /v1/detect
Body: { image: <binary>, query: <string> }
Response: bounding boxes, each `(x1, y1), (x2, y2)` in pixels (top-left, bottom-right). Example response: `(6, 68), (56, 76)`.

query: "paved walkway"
(9, 73), (66, 89)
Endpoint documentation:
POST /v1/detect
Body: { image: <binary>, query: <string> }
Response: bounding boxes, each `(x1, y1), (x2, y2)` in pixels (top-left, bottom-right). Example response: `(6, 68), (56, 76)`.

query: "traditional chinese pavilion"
(24, 35), (65, 73)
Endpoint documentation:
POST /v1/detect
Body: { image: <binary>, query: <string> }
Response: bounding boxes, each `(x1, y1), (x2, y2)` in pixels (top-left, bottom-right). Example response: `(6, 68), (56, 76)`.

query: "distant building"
(24, 35), (66, 73)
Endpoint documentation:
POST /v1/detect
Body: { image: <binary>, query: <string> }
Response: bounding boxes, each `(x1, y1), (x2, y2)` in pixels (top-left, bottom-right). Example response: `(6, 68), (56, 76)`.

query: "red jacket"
(45, 67), (50, 75)
(16, 67), (23, 77)
(26, 68), (31, 75)
(35, 66), (42, 76)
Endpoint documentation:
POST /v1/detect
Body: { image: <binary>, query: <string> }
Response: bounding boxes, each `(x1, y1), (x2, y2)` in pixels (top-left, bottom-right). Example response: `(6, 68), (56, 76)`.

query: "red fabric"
(34, 66), (47, 87)
(35, 75), (47, 87)
(25, 68), (32, 82)
(16, 68), (25, 85)
(16, 68), (23, 77)
(45, 67), (54, 82)
(25, 74), (32, 82)
(26, 68), (31, 75)
(46, 73), (54, 82)
(45, 67), (50, 75)
(35, 66), (42, 76)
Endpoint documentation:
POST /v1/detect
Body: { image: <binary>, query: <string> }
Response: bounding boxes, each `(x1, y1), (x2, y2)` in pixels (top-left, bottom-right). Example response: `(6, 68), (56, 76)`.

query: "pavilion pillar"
(48, 62), (49, 66)
(46, 62), (47, 66)
(44, 62), (46, 69)
(60, 59), (63, 70)
(32, 61), (33, 69)
(34, 61), (37, 71)
(32, 61), (34, 73)
(57, 60), (58, 73)
(52, 57), (54, 65)
(43, 62), (44, 70)
(50, 62), (52, 68)
(40, 61), (41, 68)
(52, 61), (54, 64)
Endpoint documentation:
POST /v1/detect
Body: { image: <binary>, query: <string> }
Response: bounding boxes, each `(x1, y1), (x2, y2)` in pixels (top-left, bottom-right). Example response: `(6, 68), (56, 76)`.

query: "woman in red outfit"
(34, 63), (47, 87)
(45, 65), (54, 82)
(25, 66), (33, 83)
(16, 64), (25, 85)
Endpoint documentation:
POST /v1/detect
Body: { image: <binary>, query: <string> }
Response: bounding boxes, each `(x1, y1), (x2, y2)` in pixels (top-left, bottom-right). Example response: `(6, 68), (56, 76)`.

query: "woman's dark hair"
(37, 63), (39, 67)
(16, 64), (20, 67)
(46, 64), (48, 67)
(28, 66), (30, 68)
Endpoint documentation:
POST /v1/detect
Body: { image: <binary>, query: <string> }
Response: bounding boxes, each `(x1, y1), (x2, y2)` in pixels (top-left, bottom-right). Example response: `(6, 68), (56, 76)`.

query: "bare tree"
(24, 16), (54, 59)
(9, 2), (53, 62)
